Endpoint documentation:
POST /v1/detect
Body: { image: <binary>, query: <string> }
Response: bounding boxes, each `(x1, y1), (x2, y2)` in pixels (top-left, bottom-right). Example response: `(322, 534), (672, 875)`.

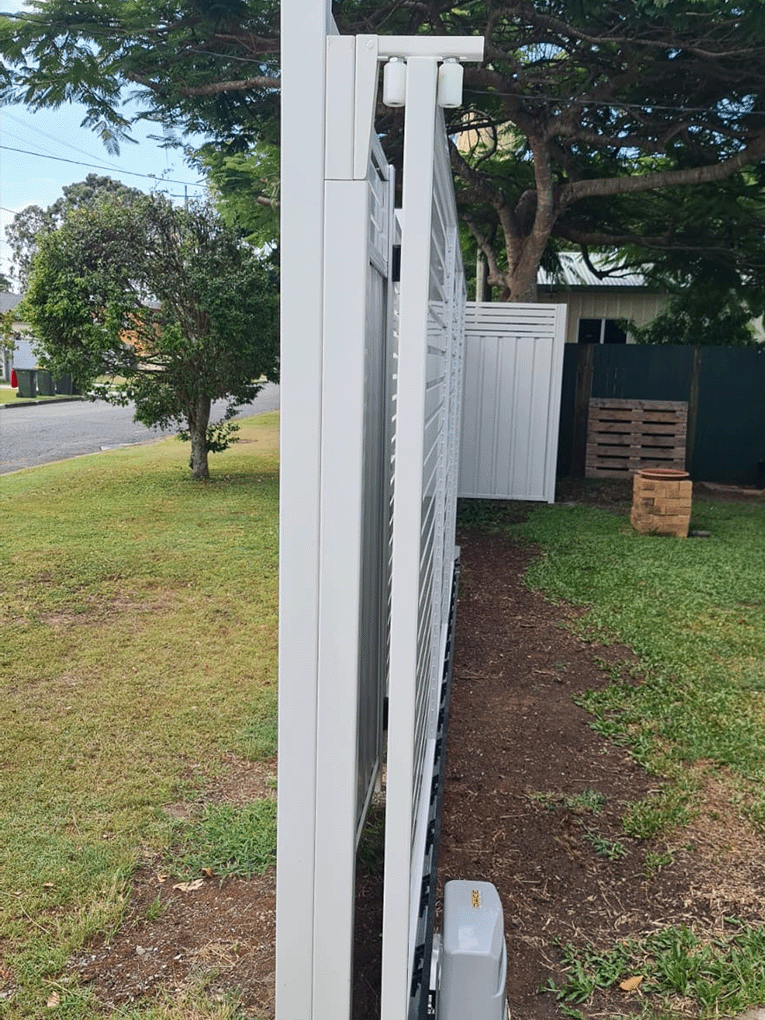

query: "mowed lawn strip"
(0, 413), (279, 1016)
(511, 496), (765, 785)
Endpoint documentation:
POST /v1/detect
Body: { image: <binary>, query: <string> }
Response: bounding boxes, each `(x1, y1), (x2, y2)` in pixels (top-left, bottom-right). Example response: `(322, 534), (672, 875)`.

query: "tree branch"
(208, 32), (280, 55)
(464, 216), (505, 287)
(126, 71), (279, 95)
(492, 2), (765, 60)
(558, 133), (765, 208)
(448, 139), (508, 211)
(553, 224), (672, 249)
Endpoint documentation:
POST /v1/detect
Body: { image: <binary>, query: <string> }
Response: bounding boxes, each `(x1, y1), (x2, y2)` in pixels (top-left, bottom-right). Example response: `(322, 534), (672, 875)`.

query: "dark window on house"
(577, 318), (627, 344)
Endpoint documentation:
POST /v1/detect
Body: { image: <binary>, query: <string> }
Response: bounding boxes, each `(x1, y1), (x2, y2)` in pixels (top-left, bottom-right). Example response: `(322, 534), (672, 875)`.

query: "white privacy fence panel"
(459, 302), (567, 503)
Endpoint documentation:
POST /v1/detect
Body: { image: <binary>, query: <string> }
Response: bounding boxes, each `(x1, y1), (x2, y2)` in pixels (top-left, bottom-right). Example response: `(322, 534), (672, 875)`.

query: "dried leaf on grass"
(620, 975), (643, 991)
(172, 879), (204, 892)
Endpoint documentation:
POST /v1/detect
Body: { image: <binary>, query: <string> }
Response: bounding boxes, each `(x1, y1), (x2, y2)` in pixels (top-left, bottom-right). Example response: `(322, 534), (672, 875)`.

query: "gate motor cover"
(438, 880), (506, 1020)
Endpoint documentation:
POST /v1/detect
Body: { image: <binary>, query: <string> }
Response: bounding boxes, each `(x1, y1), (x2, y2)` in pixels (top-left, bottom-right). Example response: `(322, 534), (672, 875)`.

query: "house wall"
(11, 334), (40, 369)
(538, 289), (667, 342)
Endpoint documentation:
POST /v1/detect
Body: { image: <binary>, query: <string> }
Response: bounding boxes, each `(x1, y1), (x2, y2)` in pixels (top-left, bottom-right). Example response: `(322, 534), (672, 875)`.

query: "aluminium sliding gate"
(278, 10), (483, 1020)
(382, 75), (467, 1020)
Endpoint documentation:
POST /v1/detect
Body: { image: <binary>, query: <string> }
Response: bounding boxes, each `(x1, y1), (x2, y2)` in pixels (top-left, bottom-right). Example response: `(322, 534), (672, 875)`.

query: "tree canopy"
(23, 194), (279, 479)
(336, 0), (765, 300)
(630, 289), (759, 347)
(0, 1), (282, 245)
(0, 0), (280, 149)
(5, 174), (145, 287)
(4, 1), (765, 303)
(193, 142), (280, 247)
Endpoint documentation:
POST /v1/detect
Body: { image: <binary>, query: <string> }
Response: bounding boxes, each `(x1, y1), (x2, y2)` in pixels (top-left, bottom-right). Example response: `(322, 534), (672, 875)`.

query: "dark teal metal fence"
(558, 344), (765, 486)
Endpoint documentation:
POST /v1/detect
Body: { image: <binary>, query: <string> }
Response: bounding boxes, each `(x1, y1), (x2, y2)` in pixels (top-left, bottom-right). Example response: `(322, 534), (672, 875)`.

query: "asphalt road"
(0, 384), (280, 475)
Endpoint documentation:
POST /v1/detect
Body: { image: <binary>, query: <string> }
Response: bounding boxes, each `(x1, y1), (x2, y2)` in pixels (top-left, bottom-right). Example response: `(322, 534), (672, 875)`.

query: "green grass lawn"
(512, 495), (765, 786)
(5, 437), (765, 1020)
(0, 386), (81, 404)
(1, 384), (23, 403)
(462, 489), (765, 1020)
(0, 414), (279, 1019)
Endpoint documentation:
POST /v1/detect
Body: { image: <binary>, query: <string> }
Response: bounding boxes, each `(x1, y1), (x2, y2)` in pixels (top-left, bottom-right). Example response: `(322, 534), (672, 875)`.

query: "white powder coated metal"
(381, 66), (468, 1020)
(277, 4), (332, 1020)
(278, 7), (482, 1018)
(459, 302), (567, 504)
(279, 26), (397, 1020)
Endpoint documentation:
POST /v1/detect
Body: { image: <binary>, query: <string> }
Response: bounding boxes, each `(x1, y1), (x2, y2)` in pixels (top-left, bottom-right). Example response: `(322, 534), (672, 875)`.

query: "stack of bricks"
(630, 469), (692, 538)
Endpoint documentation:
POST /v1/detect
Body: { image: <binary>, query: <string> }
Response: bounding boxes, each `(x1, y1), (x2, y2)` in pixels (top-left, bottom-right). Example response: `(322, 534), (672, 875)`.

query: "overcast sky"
(0, 1), (210, 288)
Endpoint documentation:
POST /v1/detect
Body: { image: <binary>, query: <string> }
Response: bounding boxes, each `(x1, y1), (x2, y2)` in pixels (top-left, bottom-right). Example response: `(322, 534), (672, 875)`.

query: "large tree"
(24, 194), (279, 479)
(5, 174), (144, 287)
(193, 141), (280, 248)
(5, 1), (765, 300)
(630, 289), (760, 347)
(335, 1), (765, 300)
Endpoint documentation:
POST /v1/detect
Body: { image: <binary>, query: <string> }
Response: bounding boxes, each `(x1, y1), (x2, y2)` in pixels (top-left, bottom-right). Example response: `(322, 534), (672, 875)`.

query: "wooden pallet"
(586, 398), (688, 479)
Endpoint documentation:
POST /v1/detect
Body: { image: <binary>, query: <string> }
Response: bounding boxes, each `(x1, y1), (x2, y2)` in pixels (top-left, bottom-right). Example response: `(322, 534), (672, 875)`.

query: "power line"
(1, 123), (85, 165)
(0, 142), (207, 188)
(2, 107), (132, 173)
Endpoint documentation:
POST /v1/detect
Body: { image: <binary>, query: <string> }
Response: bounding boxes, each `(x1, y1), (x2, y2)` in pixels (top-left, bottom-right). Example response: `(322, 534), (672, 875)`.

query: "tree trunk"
(505, 258), (539, 302)
(187, 395), (212, 480)
(496, 138), (554, 302)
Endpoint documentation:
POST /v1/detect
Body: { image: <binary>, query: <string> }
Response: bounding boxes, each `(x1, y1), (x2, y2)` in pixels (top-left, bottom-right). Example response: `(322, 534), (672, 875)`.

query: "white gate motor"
(432, 880), (507, 1020)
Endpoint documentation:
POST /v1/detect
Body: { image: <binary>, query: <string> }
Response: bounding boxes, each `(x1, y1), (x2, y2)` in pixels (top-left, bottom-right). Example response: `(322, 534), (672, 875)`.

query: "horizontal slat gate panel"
(586, 397), (688, 477)
(383, 90), (464, 1020)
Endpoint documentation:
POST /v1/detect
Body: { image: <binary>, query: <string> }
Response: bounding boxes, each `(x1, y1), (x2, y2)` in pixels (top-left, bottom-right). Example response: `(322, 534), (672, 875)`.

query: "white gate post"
(314, 34), (375, 1020)
(276, 3), (331, 1019)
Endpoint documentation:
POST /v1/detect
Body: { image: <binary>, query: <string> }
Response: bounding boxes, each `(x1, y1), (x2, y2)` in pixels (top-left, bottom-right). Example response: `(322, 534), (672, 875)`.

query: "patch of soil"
(693, 481), (765, 503)
(69, 870), (275, 1016)
(61, 486), (765, 1020)
(438, 525), (765, 1020)
(556, 475), (635, 510)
